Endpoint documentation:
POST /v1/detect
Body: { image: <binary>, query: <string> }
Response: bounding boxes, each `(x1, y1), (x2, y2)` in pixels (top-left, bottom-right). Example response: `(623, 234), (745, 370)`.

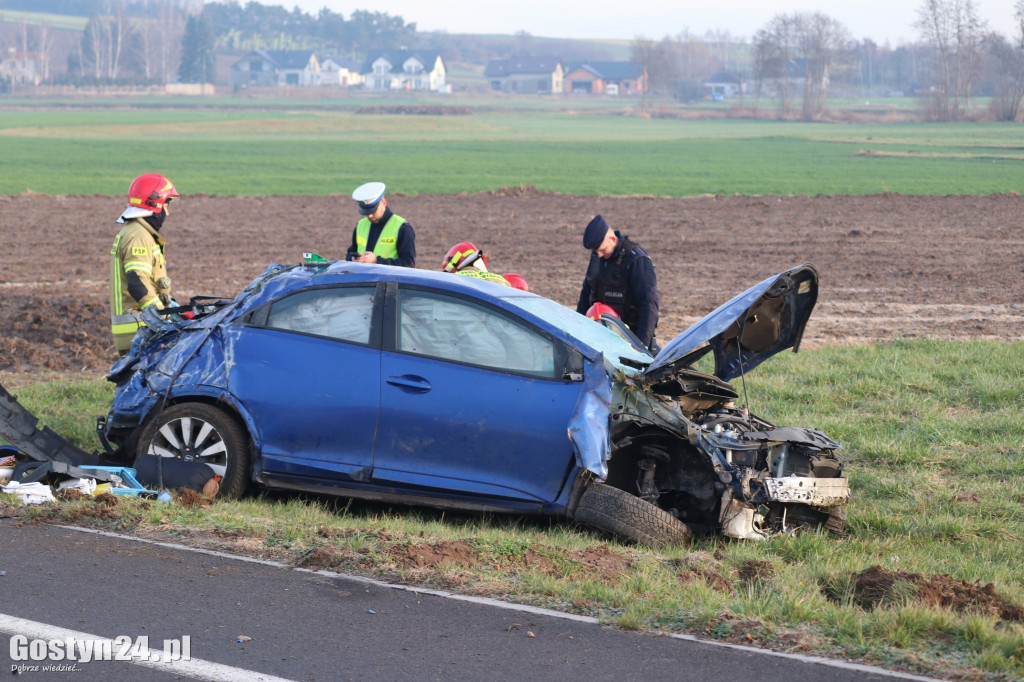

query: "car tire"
(138, 402), (251, 499)
(574, 482), (694, 547)
(823, 505), (847, 534)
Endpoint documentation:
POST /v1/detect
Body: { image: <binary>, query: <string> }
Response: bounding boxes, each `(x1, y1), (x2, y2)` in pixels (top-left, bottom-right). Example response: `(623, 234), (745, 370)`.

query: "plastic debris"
(1, 481), (56, 505)
(57, 478), (97, 496)
(157, 491), (173, 503)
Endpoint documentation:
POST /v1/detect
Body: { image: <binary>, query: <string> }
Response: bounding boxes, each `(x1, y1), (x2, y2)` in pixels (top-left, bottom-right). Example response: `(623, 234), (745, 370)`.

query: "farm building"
(360, 50), (447, 92)
(703, 72), (747, 99)
(484, 56), (564, 94)
(229, 50), (320, 88)
(564, 61), (645, 95)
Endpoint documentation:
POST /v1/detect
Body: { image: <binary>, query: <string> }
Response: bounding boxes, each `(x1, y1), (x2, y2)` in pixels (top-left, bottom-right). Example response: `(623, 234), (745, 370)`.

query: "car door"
(227, 284), (382, 482)
(372, 286), (585, 503)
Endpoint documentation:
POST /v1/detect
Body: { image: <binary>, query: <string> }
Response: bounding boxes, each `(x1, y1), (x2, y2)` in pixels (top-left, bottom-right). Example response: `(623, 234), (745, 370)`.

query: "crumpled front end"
(603, 368), (849, 540)
(102, 294), (244, 458)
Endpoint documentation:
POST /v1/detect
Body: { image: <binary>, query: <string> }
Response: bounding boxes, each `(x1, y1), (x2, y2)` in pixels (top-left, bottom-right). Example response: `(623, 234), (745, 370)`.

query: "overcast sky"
(280, 0), (1019, 45)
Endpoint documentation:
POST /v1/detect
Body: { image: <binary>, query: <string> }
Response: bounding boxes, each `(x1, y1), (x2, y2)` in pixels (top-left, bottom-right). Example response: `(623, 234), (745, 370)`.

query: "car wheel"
(138, 402), (251, 499)
(574, 482), (694, 547)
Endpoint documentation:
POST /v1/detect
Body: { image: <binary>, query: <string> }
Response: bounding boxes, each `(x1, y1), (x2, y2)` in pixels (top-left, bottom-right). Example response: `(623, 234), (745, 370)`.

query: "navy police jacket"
(576, 231), (660, 347)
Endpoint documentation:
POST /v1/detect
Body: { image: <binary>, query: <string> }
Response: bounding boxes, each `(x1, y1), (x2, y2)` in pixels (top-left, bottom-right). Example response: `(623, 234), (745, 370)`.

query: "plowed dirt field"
(2, 190), (1022, 384)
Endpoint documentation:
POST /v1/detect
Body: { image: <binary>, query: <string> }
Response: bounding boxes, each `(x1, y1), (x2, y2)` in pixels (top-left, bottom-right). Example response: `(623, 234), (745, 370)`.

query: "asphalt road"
(0, 521), (935, 681)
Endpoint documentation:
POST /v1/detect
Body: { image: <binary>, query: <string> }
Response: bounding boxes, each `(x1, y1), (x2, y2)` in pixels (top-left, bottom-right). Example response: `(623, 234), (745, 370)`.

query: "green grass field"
(0, 9), (87, 30)
(1, 105), (1021, 196)
(6, 339), (1024, 680)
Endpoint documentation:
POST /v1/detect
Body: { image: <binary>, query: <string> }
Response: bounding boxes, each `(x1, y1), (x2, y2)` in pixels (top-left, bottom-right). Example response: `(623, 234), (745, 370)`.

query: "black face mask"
(144, 210), (167, 232)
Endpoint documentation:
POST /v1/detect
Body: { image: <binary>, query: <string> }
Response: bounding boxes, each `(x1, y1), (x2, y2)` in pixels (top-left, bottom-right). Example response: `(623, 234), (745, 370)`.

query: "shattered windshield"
(503, 296), (652, 366)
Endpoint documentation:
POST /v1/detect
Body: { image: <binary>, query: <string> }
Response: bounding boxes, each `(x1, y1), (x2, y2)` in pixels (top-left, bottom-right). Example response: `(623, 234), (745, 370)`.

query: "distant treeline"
(0, 0), (131, 13)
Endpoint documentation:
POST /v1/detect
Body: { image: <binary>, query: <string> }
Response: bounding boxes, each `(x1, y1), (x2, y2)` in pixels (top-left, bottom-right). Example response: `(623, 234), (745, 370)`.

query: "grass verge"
(3, 338), (1023, 680)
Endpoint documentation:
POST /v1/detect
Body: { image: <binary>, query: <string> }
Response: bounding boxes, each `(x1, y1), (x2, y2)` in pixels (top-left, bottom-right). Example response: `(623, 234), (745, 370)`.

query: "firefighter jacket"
(346, 207), (416, 267)
(456, 269), (511, 286)
(576, 231), (660, 347)
(109, 217), (169, 353)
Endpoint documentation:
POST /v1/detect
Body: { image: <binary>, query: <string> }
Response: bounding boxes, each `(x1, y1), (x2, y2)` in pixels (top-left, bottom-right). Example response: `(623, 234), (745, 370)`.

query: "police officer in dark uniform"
(576, 214), (660, 352)
(346, 181), (416, 267)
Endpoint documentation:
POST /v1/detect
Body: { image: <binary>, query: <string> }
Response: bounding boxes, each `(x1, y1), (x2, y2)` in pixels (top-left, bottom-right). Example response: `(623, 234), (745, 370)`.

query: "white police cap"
(352, 181), (386, 215)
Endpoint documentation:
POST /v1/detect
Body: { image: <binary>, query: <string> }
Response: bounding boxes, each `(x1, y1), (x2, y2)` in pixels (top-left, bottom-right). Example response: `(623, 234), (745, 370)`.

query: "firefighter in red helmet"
(585, 302), (618, 321)
(108, 173), (179, 356)
(442, 242), (511, 286)
(503, 273), (530, 292)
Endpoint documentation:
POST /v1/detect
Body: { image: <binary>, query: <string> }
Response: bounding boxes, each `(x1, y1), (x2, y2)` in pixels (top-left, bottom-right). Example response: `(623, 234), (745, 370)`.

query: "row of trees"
(631, 0), (1024, 121)
(917, 0), (1024, 121)
(3, 0), (418, 87)
(3, 0), (1023, 120)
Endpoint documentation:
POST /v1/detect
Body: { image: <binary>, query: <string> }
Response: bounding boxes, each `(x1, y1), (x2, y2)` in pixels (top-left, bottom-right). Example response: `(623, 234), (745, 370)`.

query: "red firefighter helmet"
(503, 273), (529, 291)
(585, 302), (618, 321)
(443, 241), (486, 273)
(127, 173), (178, 214)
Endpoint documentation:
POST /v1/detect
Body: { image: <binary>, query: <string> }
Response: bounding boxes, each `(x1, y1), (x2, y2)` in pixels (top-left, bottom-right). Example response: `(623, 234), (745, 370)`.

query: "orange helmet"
(443, 241), (486, 273)
(127, 173), (178, 214)
(503, 273), (529, 291)
(585, 302), (618, 321)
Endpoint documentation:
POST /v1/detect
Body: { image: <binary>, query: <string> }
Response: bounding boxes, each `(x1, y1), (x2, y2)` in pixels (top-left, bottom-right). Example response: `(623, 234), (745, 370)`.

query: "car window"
(503, 296), (652, 364)
(266, 286), (374, 344)
(398, 290), (557, 378)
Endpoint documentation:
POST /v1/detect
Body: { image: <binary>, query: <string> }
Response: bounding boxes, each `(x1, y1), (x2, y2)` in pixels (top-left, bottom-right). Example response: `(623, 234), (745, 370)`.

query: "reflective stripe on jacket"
(109, 218), (167, 346)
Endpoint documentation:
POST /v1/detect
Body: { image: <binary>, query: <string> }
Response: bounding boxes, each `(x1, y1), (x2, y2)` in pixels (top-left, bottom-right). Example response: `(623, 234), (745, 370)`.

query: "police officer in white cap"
(346, 181), (416, 267)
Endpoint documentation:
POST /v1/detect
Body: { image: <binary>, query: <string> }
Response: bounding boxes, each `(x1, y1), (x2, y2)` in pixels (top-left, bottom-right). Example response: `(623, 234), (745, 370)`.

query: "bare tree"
(985, 0), (1024, 121)
(705, 29), (746, 107)
(106, 1), (131, 81)
(81, 14), (107, 81)
(630, 35), (673, 111)
(670, 32), (715, 102)
(155, 1), (187, 85)
(753, 14), (797, 116)
(34, 24), (54, 83)
(916, 0), (987, 120)
(794, 12), (854, 120)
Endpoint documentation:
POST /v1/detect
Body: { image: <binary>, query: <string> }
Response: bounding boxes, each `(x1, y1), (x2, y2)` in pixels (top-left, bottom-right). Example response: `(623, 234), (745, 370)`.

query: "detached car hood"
(644, 264), (819, 383)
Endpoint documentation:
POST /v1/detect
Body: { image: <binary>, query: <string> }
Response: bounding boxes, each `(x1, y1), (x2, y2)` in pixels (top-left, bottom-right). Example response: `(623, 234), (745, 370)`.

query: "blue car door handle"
(385, 375), (432, 393)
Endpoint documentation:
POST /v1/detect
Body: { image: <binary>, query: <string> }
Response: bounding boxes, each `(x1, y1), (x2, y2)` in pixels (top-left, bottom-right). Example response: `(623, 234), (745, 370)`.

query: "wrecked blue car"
(100, 260), (849, 545)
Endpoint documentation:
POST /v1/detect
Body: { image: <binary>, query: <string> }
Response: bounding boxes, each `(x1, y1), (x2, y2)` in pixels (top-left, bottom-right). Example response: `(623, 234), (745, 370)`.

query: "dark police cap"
(583, 214), (610, 249)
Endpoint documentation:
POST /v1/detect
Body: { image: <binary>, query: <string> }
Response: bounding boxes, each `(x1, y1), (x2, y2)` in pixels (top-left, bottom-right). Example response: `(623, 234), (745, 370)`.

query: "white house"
(320, 55), (364, 87)
(0, 50), (43, 86)
(360, 50), (447, 92)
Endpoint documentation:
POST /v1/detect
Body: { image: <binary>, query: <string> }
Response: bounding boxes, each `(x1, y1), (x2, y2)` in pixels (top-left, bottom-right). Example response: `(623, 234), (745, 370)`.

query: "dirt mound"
(355, 105), (472, 115)
(390, 540), (479, 568)
(1, 192), (1022, 384)
(842, 565), (1024, 621)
